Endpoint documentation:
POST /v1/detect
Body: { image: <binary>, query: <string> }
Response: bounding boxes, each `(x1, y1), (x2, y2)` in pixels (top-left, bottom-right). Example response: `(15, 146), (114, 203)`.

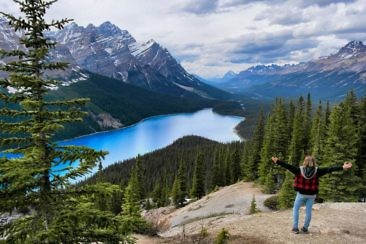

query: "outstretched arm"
(271, 156), (299, 175)
(317, 162), (352, 177)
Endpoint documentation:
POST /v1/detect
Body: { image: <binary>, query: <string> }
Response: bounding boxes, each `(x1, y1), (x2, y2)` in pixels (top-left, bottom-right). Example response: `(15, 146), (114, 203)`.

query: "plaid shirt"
(293, 172), (319, 194)
(277, 161), (343, 195)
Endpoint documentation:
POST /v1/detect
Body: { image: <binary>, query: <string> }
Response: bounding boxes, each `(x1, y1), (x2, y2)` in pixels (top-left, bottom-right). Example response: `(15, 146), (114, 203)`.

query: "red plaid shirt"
(293, 172), (319, 194)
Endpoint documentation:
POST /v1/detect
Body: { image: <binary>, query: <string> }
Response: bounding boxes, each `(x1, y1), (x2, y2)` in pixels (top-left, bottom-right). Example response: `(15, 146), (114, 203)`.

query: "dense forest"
(88, 91), (366, 209)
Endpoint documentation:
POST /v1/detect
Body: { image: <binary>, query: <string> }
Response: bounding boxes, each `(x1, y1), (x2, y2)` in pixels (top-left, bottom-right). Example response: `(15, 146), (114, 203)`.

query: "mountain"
(47, 21), (228, 99)
(218, 41), (366, 100)
(46, 72), (235, 140)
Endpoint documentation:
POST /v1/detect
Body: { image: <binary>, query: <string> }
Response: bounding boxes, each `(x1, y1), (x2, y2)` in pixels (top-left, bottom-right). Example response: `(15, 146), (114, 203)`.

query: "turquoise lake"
(61, 108), (244, 171)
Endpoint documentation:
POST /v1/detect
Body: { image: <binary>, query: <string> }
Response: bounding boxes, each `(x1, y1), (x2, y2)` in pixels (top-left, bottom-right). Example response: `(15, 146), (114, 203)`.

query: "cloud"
(227, 30), (319, 63)
(180, 0), (219, 15)
(2, 0), (366, 78)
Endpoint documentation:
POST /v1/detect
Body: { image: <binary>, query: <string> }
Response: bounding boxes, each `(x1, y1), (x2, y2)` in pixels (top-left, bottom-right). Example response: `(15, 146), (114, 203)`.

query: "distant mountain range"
(0, 19), (236, 139)
(213, 41), (366, 100)
(45, 21), (228, 99)
(0, 18), (228, 99)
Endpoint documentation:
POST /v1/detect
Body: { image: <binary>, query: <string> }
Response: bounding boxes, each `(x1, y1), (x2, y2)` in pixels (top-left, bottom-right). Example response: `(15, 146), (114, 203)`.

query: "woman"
(271, 156), (352, 234)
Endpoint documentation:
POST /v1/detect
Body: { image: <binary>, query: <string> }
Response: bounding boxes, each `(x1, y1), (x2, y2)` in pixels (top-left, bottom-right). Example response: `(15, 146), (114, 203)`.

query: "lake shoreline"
(60, 108), (245, 144)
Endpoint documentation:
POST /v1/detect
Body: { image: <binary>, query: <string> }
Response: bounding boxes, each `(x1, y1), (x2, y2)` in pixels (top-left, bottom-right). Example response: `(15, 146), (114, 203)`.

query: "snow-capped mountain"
(217, 41), (366, 100)
(0, 18), (89, 87)
(0, 19), (228, 99)
(47, 21), (227, 99)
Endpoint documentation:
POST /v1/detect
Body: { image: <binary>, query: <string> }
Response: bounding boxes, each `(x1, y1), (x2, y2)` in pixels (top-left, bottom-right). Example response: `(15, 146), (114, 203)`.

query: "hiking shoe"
(301, 227), (308, 233)
(292, 228), (300, 234)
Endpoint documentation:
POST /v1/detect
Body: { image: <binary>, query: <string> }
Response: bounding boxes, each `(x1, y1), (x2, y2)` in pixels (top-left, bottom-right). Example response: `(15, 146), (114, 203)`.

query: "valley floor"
(136, 182), (366, 244)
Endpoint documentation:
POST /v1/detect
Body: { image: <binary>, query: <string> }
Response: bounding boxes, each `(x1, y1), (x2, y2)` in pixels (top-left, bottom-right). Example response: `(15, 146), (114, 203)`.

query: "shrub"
(264, 195), (279, 210)
(215, 228), (229, 244)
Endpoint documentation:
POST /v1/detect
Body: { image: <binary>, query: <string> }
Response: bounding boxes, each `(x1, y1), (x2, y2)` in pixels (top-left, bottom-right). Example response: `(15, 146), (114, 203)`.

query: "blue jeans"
(293, 192), (315, 230)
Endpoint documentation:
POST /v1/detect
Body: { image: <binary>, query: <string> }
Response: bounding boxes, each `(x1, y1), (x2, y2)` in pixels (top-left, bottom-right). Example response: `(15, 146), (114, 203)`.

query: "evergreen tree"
(304, 93), (312, 153)
(287, 101), (296, 142)
(0, 1), (130, 242)
(171, 160), (186, 207)
(288, 96), (306, 165)
(240, 142), (252, 181)
(231, 146), (242, 183)
(249, 195), (258, 214)
(219, 148), (227, 186)
(190, 152), (205, 199)
(171, 175), (181, 207)
(123, 164), (142, 215)
(325, 101), (331, 126)
(278, 172), (295, 209)
(135, 156), (145, 199)
(320, 103), (361, 201)
(258, 112), (278, 193)
(225, 150), (233, 184)
(152, 181), (164, 207)
(211, 149), (222, 188)
(244, 109), (265, 181)
(271, 98), (289, 158)
(310, 101), (326, 162)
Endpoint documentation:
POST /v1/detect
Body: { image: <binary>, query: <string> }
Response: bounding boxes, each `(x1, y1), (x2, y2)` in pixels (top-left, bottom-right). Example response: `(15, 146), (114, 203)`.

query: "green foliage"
(242, 109), (265, 181)
(215, 228), (230, 244)
(190, 152), (206, 199)
(211, 149), (223, 188)
(320, 93), (362, 201)
(264, 195), (279, 210)
(310, 101), (326, 162)
(249, 195), (259, 214)
(278, 172), (295, 209)
(0, 1), (142, 242)
(288, 96), (306, 165)
(171, 160), (187, 207)
(231, 147), (242, 183)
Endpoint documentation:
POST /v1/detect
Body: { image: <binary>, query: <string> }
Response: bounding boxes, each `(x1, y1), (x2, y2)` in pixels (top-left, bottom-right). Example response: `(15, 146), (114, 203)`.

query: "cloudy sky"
(2, 0), (366, 78)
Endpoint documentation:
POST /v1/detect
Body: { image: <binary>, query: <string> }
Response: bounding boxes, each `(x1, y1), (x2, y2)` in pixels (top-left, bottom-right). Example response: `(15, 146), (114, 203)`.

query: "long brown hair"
(302, 155), (317, 167)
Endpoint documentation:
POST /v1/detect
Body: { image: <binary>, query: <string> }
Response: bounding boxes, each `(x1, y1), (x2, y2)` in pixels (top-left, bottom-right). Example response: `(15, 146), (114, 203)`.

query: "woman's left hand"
(343, 162), (352, 170)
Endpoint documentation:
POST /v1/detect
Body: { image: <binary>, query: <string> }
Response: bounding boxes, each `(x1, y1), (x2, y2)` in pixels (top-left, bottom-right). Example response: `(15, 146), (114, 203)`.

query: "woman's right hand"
(271, 156), (279, 164)
(343, 162), (352, 170)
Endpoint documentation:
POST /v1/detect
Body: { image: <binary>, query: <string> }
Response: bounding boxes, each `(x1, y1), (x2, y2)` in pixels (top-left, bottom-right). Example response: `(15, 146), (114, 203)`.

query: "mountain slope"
(49, 74), (228, 140)
(218, 41), (366, 100)
(48, 21), (229, 99)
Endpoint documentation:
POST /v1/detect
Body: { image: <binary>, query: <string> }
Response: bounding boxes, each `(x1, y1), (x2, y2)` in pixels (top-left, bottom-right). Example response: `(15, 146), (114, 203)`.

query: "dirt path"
(138, 182), (366, 244)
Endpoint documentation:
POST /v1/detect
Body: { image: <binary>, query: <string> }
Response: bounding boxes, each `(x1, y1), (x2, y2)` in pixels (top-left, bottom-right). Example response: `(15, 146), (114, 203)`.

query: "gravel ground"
(138, 182), (366, 244)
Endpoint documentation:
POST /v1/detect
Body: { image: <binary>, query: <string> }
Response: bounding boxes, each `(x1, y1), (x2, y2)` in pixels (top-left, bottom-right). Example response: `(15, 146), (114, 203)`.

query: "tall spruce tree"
(241, 142), (252, 181)
(258, 113), (276, 192)
(122, 167), (141, 216)
(243, 109), (265, 181)
(304, 93), (312, 154)
(171, 160), (187, 207)
(0, 1), (131, 242)
(288, 96), (306, 165)
(271, 98), (289, 158)
(319, 102), (361, 202)
(190, 152), (205, 199)
(211, 148), (222, 188)
(278, 172), (295, 209)
(225, 150), (233, 184)
(231, 146), (242, 183)
(310, 101), (326, 163)
(287, 101), (296, 142)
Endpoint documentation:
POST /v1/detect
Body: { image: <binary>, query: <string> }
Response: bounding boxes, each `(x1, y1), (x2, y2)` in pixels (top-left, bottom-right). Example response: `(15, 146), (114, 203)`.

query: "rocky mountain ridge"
(0, 19), (228, 99)
(215, 41), (366, 100)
